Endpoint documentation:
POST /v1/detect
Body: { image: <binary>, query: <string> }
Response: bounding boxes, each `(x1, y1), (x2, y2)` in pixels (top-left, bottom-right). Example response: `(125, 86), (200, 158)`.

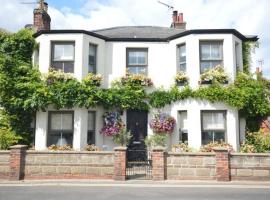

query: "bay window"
(177, 44), (186, 72)
(201, 111), (226, 145)
(127, 48), (148, 75)
(48, 111), (74, 147)
(88, 44), (97, 73)
(200, 41), (223, 73)
(87, 111), (96, 145)
(51, 42), (75, 73)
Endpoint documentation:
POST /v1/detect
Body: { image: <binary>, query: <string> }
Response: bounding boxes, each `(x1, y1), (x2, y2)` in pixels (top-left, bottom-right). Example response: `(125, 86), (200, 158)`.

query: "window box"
(200, 66), (229, 85)
(175, 72), (189, 86)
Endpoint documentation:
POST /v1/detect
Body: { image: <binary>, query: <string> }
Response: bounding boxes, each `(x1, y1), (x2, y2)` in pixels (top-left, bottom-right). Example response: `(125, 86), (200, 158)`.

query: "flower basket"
(100, 112), (124, 136)
(149, 113), (176, 134)
(175, 72), (188, 86)
(200, 66), (229, 84)
(120, 73), (153, 87)
(83, 73), (102, 87)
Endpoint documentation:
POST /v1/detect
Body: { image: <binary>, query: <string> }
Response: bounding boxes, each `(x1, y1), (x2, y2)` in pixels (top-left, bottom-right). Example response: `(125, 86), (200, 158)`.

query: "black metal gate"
(126, 149), (152, 180)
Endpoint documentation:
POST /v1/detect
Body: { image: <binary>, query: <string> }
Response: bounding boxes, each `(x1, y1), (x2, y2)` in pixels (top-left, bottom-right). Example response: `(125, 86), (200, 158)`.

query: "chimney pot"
(171, 11), (186, 30)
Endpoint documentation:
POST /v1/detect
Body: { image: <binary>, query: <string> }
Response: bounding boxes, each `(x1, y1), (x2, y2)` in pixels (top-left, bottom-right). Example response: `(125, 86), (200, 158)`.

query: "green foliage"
(0, 111), (21, 149)
(112, 129), (132, 146)
(200, 66), (229, 84)
(241, 131), (270, 153)
(242, 41), (258, 74)
(145, 134), (167, 148)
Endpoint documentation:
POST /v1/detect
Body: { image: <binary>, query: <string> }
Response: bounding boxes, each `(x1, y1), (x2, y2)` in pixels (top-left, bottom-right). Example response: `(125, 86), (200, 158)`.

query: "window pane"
(63, 62), (74, 73)
(87, 131), (95, 144)
(50, 113), (61, 130)
(62, 113), (73, 130)
(211, 43), (222, 60)
(200, 61), (211, 73)
(214, 132), (225, 142)
(180, 63), (186, 72)
(179, 45), (186, 61)
(128, 51), (147, 65)
(89, 44), (97, 73)
(179, 111), (188, 130)
(88, 112), (95, 131)
(53, 44), (74, 61)
(202, 131), (214, 145)
(201, 44), (211, 60)
(51, 62), (64, 71)
(202, 112), (225, 130)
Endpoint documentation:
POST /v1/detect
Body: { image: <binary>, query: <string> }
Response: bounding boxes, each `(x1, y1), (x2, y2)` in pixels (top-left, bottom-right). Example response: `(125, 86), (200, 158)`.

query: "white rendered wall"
(148, 99), (240, 151)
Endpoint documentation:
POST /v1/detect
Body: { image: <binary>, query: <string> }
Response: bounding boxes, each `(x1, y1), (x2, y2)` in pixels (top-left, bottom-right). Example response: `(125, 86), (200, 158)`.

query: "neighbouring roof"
(33, 26), (259, 42)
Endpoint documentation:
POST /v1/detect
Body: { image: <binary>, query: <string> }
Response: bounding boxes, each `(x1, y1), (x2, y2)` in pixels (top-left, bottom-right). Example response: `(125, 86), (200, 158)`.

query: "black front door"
(126, 110), (148, 151)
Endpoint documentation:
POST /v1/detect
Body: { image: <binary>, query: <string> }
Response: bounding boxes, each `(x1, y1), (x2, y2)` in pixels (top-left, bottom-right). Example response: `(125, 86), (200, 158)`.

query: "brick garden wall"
(24, 151), (114, 179)
(166, 152), (216, 180)
(0, 151), (10, 179)
(230, 153), (270, 181)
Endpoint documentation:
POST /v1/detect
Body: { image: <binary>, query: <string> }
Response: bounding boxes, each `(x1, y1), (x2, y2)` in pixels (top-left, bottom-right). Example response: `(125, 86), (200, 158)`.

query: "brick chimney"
(171, 10), (186, 30)
(33, 0), (51, 31)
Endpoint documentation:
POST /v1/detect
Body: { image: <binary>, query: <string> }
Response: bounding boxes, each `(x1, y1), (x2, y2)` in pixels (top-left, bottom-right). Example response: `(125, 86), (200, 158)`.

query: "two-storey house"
(32, 2), (258, 151)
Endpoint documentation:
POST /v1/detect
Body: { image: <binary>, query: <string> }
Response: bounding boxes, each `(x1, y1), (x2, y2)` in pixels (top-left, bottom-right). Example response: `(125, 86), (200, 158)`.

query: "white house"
(32, 2), (258, 151)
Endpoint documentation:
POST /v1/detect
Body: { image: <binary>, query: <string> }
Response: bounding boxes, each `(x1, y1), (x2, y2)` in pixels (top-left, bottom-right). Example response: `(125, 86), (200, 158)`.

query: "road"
(0, 185), (270, 200)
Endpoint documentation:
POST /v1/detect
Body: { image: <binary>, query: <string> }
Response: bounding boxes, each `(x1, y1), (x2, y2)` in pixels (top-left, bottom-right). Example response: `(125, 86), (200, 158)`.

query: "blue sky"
(0, 0), (269, 77)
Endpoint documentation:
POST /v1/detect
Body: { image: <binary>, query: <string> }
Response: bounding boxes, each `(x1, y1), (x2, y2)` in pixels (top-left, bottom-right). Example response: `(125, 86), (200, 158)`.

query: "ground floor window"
(87, 111), (96, 144)
(48, 111), (74, 147)
(178, 111), (188, 143)
(201, 111), (226, 145)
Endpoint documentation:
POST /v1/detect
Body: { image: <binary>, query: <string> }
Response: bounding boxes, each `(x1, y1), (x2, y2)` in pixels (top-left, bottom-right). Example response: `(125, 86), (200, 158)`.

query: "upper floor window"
(89, 44), (97, 74)
(177, 44), (186, 72)
(200, 41), (223, 73)
(126, 48), (148, 75)
(201, 111), (226, 145)
(51, 42), (75, 73)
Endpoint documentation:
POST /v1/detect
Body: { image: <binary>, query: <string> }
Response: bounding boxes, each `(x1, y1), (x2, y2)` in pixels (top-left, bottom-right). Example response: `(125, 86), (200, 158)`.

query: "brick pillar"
(9, 145), (27, 181)
(114, 147), (127, 181)
(214, 148), (230, 182)
(152, 147), (165, 181)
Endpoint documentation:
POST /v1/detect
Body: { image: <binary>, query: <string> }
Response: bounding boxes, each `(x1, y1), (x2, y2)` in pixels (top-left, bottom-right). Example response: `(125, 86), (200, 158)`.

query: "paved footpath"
(1, 180), (270, 200)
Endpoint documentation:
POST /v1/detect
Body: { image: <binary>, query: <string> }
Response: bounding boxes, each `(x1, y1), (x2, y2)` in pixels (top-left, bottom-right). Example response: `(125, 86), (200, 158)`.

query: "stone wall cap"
(114, 146), (127, 151)
(152, 147), (166, 151)
(9, 145), (28, 149)
(212, 147), (229, 152)
(168, 152), (215, 156)
(231, 152), (270, 156)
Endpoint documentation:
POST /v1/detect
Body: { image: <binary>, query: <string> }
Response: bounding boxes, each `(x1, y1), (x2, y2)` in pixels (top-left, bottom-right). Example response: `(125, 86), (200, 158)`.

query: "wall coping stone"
(10, 145), (28, 150)
(167, 152), (215, 156)
(26, 150), (114, 155)
(231, 153), (270, 156)
(0, 151), (10, 154)
(213, 147), (229, 152)
(114, 147), (127, 151)
(152, 147), (166, 152)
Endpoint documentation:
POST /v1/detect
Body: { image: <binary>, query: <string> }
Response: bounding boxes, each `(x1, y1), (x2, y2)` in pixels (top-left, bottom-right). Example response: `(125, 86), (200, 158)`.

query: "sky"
(0, 0), (269, 77)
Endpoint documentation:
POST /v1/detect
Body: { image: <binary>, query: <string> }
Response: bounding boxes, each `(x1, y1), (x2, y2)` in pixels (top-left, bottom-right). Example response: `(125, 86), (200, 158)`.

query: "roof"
(33, 26), (258, 42)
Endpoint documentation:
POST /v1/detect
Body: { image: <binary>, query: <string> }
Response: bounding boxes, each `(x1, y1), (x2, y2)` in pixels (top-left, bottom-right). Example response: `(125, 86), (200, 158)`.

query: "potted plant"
(149, 112), (176, 134)
(112, 128), (132, 146)
(175, 72), (189, 86)
(120, 73), (153, 87)
(100, 111), (124, 136)
(200, 66), (229, 85)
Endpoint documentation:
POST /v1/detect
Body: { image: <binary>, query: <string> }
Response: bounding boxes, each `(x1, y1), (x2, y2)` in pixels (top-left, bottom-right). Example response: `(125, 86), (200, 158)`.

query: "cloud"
(0, 0), (269, 77)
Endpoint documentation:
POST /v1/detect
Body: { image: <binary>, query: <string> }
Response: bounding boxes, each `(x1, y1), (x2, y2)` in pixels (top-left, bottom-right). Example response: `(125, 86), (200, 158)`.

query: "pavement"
(1, 180), (270, 200)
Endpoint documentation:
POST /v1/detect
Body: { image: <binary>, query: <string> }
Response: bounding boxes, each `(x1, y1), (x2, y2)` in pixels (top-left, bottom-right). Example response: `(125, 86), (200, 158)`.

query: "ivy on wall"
(0, 29), (268, 145)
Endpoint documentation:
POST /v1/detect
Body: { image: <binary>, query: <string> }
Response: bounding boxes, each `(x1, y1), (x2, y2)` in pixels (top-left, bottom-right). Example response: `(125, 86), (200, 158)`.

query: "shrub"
(112, 128), (132, 146)
(172, 142), (193, 152)
(48, 144), (72, 151)
(145, 134), (167, 148)
(84, 144), (101, 151)
(0, 127), (21, 150)
(241, 131), (270, 153)
(200, 142), (233, 152)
